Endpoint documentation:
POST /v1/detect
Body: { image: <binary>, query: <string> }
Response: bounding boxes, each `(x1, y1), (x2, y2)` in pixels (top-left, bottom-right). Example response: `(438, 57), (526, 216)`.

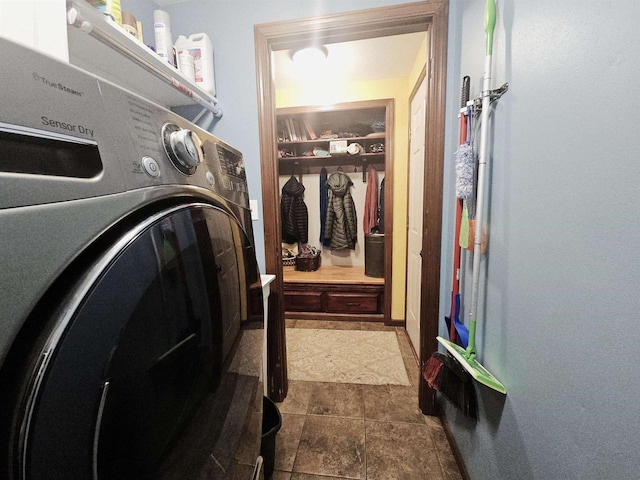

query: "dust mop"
(436, 0), (507, 395)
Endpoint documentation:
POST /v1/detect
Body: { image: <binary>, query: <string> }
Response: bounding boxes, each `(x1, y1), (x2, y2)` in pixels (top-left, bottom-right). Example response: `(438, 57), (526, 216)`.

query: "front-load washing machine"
(0, 39), (264, 479)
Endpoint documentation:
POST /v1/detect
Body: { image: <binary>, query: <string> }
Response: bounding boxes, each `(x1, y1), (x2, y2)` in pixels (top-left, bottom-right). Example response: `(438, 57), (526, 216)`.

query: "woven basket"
(295, 253), (321, 271)
(282, 257), (296, 267)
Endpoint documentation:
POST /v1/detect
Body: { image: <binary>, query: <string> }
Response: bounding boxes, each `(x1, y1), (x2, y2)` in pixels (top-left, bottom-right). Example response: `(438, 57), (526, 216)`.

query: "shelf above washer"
(66, 0), (222, 118)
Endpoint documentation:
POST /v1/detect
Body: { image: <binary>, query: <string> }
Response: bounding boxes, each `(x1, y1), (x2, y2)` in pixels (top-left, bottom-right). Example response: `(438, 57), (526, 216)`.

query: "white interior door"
(405, 75), (427, 357)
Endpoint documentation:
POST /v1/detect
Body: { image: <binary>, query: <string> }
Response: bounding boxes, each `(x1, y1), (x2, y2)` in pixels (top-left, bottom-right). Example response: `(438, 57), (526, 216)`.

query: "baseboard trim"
(439, 414), (471, 480)
(385, 318), (404, 328)
(287, 312), (384, 322)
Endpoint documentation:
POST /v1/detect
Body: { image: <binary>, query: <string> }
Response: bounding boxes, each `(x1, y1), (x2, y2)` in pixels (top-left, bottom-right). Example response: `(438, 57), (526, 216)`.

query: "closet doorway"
(255, 1), (448, 415)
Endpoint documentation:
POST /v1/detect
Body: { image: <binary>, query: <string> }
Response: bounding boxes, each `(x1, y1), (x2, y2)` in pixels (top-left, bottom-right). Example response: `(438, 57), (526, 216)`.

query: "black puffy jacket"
(281, 176), (309, 244)
(324, 171), (357, 250)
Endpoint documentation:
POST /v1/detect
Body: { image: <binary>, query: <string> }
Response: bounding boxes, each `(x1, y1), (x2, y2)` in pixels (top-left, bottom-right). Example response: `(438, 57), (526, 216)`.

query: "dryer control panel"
(96, 79), (251, 210)
(215, 142), (248, 192)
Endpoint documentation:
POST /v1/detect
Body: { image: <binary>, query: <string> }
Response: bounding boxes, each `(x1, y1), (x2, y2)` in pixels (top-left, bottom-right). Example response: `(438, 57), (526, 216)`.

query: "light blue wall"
(151, 0), (417, 273)
(442, 1), (640, 478)
(122, 1), (155, 43)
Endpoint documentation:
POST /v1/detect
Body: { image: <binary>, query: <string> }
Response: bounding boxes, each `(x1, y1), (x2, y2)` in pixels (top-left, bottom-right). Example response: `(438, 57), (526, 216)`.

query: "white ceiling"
(273, 31), (427, 89)
(152, 0), (190, 5)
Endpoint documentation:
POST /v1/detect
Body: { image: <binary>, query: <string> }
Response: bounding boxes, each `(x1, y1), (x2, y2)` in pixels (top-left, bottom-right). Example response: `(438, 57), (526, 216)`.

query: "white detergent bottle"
(179, 33), (216, 96)
(174, 35), (196, 82)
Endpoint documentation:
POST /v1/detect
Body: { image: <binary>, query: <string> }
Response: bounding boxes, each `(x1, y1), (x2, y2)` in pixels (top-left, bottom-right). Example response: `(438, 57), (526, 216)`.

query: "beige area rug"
(286, 328), (410, 386)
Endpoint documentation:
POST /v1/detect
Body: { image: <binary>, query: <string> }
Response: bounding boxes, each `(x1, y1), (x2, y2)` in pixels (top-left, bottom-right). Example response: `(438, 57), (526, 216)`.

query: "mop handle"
(466, 0), (496, 361)
(484, 0), (496, 55)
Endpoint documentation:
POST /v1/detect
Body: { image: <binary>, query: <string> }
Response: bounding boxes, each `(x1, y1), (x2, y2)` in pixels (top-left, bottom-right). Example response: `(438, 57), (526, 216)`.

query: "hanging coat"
(324, 171), (357, 250)
(362, 166), (378, 234)
(281, 176), (308, 244)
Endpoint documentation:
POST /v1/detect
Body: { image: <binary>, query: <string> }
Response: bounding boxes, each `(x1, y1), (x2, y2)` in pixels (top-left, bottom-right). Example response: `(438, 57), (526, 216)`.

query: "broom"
(423, 353), (477, 418)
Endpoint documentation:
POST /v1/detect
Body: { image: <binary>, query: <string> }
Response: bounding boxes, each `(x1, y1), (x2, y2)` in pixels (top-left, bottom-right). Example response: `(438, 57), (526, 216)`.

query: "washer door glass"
(17, 204), (262, 480)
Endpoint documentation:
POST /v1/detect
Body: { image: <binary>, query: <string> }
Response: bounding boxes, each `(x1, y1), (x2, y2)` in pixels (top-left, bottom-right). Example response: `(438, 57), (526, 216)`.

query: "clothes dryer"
(0, 39), (263, 480)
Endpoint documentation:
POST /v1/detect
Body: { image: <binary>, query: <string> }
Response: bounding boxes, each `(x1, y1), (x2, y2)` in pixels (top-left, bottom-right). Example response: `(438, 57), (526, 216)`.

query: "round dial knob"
(169, 129), (203, 168)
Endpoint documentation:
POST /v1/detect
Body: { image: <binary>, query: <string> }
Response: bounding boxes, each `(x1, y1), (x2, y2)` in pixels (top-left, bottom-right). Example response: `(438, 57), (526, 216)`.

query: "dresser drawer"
(325, 293), (379, 313)
(284, 291), (323, 312)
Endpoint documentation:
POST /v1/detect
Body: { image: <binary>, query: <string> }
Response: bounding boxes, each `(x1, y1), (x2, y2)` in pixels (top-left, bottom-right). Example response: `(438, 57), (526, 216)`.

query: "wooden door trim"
(254, 20), (288, 401)
(418, 1), (448, 415)
(254, 1), (448, 412)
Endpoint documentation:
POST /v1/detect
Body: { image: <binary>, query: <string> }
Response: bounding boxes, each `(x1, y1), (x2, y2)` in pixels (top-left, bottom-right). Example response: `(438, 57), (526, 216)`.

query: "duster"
(324, 171), (357, 250)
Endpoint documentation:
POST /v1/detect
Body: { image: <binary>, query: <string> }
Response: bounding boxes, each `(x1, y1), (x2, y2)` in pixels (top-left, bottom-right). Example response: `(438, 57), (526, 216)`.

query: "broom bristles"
(424, 352), (477, 419)
(423, 354), (445, 388)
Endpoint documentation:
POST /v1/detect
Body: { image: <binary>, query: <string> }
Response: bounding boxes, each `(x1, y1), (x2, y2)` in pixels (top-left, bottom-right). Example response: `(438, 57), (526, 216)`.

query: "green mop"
(436, 0), (507, 395)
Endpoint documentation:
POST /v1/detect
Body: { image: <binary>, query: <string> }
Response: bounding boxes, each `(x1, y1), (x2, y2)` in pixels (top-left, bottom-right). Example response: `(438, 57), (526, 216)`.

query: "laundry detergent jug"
(174, 33), (216, 96)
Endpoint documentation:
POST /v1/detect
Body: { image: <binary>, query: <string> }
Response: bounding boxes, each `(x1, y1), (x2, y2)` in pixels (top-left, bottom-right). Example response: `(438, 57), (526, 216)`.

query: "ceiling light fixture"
(290, 46), (329, 66)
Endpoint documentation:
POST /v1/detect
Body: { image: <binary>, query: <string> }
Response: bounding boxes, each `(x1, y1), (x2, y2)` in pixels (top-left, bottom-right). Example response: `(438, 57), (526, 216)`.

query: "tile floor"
(270, 319), (462, 480)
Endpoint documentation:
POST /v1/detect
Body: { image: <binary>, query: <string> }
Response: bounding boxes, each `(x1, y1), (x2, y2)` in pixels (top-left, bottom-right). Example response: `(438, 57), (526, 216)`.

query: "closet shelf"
(277, 134), (385, 146)
(66, 0), (222, 118)
(278, 153), (385, 163)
